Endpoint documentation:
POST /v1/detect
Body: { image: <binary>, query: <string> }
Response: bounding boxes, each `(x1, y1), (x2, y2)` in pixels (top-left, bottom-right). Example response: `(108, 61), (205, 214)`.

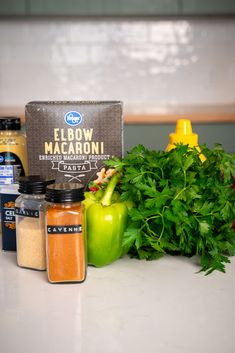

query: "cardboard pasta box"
(25, 101), (123, 188)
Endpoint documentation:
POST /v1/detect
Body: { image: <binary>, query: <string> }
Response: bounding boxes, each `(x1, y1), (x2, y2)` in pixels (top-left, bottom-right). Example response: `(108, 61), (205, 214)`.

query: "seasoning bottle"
(166, 119), (206, 162)
(15, 176), (55, 270)
(0, 183), (19, 251)
(0, 117), (28, 185)
(45, 183), (86, 283)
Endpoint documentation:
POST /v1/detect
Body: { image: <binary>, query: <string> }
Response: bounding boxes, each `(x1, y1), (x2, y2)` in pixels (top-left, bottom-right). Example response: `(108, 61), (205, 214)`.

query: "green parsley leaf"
(107, 143), (235, 274)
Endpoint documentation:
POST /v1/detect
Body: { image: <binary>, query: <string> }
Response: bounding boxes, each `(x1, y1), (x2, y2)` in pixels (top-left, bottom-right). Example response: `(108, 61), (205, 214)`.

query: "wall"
(0, 18), (234, 152)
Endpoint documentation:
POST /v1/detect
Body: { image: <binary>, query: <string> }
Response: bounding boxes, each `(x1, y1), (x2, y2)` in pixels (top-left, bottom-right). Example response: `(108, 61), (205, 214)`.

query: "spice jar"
(0, 183), (19, 251)
(15, 176), (55, 270)
(45, 183), (86, 284)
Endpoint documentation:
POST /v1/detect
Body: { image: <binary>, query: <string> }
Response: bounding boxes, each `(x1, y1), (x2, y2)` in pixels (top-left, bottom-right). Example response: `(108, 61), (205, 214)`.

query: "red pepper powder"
(45, 183), (86, 283)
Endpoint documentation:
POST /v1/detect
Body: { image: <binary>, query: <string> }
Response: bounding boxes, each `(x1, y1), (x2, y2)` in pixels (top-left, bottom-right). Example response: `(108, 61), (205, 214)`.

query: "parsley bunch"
(106, 144), (235, 274)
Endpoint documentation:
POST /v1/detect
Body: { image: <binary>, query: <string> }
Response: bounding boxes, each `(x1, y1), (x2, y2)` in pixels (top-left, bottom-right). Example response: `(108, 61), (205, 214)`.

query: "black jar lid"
(18, 176), (55, 194)
(0, 117), (21, 130)
(45, 183), (84, 203)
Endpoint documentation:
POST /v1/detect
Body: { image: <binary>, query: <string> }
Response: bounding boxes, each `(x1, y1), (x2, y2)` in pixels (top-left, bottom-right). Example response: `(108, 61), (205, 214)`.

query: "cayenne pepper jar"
(45, 183), (86, 283)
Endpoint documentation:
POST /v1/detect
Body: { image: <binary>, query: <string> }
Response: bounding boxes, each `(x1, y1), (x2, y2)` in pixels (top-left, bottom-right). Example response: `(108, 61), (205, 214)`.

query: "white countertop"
(0, 250), (235, 353)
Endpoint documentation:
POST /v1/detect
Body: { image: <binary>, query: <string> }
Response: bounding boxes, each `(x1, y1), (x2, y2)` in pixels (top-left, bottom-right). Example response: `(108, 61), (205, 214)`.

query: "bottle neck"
(47, 202), (82, 208)
(21, 194), (45, 200)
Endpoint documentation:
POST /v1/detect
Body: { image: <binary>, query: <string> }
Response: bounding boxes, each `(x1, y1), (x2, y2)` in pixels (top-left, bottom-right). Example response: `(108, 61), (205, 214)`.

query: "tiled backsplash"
(0, 18), (235, 113)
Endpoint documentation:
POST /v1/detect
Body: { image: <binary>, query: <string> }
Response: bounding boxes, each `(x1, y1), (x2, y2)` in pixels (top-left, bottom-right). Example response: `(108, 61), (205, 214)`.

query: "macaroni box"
(25, 101), (123, 188)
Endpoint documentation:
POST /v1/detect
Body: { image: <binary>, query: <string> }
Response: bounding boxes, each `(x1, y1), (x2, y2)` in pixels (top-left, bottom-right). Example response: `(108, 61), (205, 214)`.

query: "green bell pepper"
(85, 173), (128, 267)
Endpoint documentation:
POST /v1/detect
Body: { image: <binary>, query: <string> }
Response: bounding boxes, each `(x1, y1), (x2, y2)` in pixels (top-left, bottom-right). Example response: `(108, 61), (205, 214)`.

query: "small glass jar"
(15, 176), (54, 270)
(0, 183), (19, 251)
(45, 183), (86, 284)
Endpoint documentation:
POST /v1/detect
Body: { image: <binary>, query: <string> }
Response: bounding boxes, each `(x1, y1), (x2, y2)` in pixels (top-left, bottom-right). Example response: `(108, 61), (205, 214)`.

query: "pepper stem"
(100, 173), (120, 206)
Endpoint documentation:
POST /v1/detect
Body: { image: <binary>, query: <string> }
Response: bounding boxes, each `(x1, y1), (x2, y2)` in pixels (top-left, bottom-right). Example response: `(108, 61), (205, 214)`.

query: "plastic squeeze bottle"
(0, 117), (28, 185)
(166, 119), (206, 162)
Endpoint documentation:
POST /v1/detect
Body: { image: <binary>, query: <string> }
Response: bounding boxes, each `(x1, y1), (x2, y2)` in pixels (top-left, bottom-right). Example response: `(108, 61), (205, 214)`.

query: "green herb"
(106, 144), (235, 275)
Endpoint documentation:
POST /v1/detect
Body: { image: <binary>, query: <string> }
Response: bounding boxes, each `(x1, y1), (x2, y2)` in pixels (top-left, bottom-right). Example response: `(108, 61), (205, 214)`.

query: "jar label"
(47, 225), (82, 234)
(0, 152), (25, 185)
(0, 193), (18, 251)
(15, 207), (39, 218)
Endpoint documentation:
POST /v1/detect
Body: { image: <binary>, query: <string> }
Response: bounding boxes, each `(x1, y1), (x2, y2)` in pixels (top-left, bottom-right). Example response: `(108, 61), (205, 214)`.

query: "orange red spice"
(45, 183), (86, 283)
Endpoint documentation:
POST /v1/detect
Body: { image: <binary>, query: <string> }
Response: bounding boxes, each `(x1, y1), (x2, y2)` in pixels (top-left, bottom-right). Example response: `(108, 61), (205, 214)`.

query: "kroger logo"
(64, 111), (83, 127)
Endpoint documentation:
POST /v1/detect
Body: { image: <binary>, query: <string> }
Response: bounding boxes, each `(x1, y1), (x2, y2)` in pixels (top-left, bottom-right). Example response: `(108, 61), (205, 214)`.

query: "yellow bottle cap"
(166, 119), (206, 162)
(175, 119), (193, 135)
(167, 119), (198, 149)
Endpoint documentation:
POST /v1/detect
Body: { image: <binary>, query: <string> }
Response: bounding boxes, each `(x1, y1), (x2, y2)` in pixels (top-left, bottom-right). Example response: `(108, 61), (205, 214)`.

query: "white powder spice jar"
(15, 176), (54, 270)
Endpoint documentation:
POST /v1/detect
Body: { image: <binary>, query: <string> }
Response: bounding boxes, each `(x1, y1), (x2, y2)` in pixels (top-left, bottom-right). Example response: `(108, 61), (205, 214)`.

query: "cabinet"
(0, 0), (27, 15)
(181, 0), (235, 15)
(1, 0), (235, 17)
(28, 0), (179, 16)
